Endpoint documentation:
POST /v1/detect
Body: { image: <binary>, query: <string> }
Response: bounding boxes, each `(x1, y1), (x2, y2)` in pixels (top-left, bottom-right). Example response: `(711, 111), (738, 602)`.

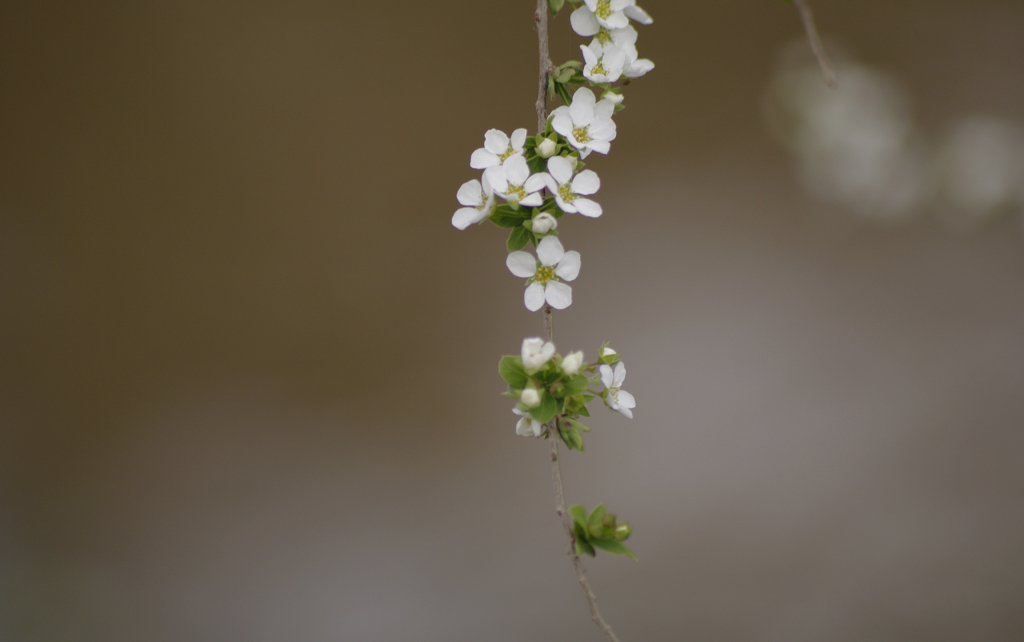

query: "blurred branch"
(792, 0), (837, 88)
(535, 0), (553, 130)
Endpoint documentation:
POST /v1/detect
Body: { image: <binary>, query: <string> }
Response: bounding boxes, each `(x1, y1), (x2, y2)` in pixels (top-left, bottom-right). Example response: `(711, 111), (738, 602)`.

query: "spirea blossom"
(471, 128), (528, 170)
(485, 155), (546, 206)
(451, 174), (496, 230)
(561, 351), (584, 376)
(506, 236), (581, 311)
(521, 337), (556, 372)
(513, 406), (544, 437)
(600, 362), (636, 418)
(550, 88), (617, 158)
(543, 156), (602, 217)
(581, 42), (626, 83)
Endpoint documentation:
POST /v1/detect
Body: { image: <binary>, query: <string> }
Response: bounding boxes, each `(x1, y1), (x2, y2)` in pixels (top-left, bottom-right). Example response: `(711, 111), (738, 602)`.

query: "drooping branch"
(792, 0), (837, 89)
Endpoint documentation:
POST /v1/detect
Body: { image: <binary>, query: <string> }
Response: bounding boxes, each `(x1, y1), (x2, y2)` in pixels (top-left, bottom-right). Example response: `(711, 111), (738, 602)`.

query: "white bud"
(537, 138), (557, 158)
(602, 91), (624, 106)
(561, 351), (584, 376)
(531, 212), (558, 235)
(522, 337), (556, 372)
(567, 156), (579, 172)
(520, 387), (541, 408)
(601, 347), (617, 357)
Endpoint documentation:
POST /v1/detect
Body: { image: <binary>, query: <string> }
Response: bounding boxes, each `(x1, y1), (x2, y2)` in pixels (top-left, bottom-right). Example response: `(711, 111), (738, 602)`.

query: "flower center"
(595, 27), (612, 45)
(506, 184), (527, 201)
(557, 183), (577, 203)
(499, 145), (517, 162)
(609, 386), (621, 405)
(534, 265), (556, 284)
(591, 59), (608, 77)
(596, 0), (612, 19)
(572, 126), (592, 144)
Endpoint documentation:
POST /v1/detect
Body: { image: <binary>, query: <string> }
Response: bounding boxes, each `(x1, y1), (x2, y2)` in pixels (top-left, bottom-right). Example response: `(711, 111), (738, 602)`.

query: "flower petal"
(518, 192), (544, 207)
(624, 4), (653, 24)
(613, 362), (626, 386)
(554, 250), (581, 281)
(623, 58), (655, 78)
(483, 165), (508, 194)
(510, 128), (528, 151)
(571, 169), (600, 195)
(616, 389), (636, 409)
(552, 112), (574, 140)
(547, 155), (574, 184)
(554, 193), (577, 214)
(585, 140), (610, 155)
(570, 6), (600, 36)
(600, 365), (613, 389)
(524, 173), (547, 194)
(569, 89), (596, 127)
(503, 155), (529, 184)
(524, 282), (546, 311)
(506, 251), (537, 278)
(573, 198), (603, 218)
(484, 129), (509, 154)
(545, 281), (573, 309)
(452, 206), (486, 230)
(470, 149), (499, 170)
(536, 236), (565, 267)
(542, 173), (560, 194)
(615, 405), (633, 419)
(456, 179), (483, 206)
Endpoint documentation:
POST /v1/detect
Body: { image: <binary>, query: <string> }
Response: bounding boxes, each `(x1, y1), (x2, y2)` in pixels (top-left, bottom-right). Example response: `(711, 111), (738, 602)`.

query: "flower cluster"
(500, 339), (635, 449)
(449, 0), (650, 548)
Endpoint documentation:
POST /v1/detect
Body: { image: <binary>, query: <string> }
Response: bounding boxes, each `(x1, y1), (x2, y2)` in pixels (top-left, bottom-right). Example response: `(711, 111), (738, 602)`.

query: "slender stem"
(535, 0), (552, 131)
(792, 0), (837, 89)
(536, 10), (620, 637)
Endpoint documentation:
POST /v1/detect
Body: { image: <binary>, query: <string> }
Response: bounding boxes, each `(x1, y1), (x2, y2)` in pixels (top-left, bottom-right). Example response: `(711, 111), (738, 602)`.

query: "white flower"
(602, 90), (624, 106)
(506, 236), (581, 311)
(600, 362), (636, 418)
(513, 406), (544, 437)
(521, 337), (556, 372)
(561, 351), (584, 376)
(537, 137), (558, 158)
(470, 128), (528, 170)
(531, 212), (558, 234)
(550, 88), (617, 159)
(588, 24), (653, 79)
(542, 156), (602, 217)
(581, 42), (626, 84)
(485, 155), (546, 206)
(451, 174), (496, 230)
(520, 387), (541, 408)
(582, 0), (631, 30)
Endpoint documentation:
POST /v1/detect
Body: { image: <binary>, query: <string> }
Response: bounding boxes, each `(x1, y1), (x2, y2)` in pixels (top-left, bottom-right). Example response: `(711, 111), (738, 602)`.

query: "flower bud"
(521, 337), (556, 372)
(567, 155), (579, 172)
(614, 523), (632, 541)
(561, 350), (584, 376)
(601, 90), (624, 106)
(537, 137), (557, 158)
(531, 212), (557, 235)
(520, 387), (541, 408)
(548, 380), (566, 399)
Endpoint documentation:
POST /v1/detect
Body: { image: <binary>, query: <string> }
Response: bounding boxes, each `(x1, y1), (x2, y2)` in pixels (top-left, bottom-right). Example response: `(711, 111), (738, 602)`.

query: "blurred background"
(2, 1), (1024, 640)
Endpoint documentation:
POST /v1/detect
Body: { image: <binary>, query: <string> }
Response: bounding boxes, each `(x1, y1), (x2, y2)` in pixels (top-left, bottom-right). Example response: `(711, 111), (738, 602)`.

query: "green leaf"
(575, 538), (596, 557)
(562, 374), (589, 397)
(587, 503), (607, 525)
(568, 418), (590, 432)
(590, 537), (637, 560)
(529, 391), (558, 424)
(490, 205), (530, 228)
(568, 504), (588, 529)
(569, 426), (585, 451)
(507, 226), (530, 252)
(498, 356), (528, 389)
(548, 0), (565, 15)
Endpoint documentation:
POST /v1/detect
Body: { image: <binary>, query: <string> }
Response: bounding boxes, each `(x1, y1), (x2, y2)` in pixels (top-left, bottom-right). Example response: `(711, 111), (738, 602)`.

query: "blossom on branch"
(506, 236), (581, 311)
(600, 362), (636, 418)
(471, 128), (528, 170)
(451, 174), (496, 230)
(550, 88), (617, 159)
(581, 42), (627, 84)
(543, 155), (602, 217)
(513, 406), (544, 437)
(521, 337), (556, 372)
(485, 155), (546, 206)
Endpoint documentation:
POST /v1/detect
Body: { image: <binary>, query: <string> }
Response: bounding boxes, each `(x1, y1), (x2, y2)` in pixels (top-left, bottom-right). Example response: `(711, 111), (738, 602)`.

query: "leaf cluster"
(568, 503), (636, 559)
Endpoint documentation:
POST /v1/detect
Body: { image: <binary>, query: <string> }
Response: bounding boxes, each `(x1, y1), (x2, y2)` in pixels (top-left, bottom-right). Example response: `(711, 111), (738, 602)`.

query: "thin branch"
(792, 0), (837, 89)
(535, 0), (553, 130)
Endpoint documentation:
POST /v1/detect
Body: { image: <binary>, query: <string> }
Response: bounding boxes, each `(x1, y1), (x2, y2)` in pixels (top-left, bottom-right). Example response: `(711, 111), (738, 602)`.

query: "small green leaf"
(529, 391), (558, 424)
(507, 226), (530, 251)
(575, 538), (596, 557)
(587, 503), (607, 525)
(570, 427), (585, 451)
(498, 356), (528, 389)
(590, 537), (637, 560)
(548, 0), (565, 15)
(568, 505), (588, 528)
(490, 208), (531, 228)
(569, 418), (590, 432)
(577, 404), (590, 417)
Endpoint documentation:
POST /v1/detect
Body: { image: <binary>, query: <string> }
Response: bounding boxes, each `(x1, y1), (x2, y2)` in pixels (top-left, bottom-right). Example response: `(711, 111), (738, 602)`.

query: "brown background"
(2, 1), (1024, 640)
